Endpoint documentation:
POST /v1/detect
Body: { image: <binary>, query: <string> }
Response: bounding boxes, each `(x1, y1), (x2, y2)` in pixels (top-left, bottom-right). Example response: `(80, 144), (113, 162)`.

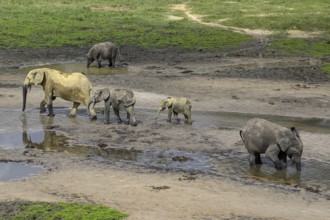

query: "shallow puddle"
(0, 162), (43, 181)
(0, 109), (329, 194)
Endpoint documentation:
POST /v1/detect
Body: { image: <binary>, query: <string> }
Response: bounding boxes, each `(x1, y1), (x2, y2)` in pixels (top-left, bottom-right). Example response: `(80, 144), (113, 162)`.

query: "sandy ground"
(0, 46), (330, 219)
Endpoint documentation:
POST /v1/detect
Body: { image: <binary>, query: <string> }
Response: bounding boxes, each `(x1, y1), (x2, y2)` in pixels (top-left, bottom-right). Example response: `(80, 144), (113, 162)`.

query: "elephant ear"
(165, 97), (173, 108)
(276, 129), (291, 152)
(122, 90), (136, 106)
(100, 88), (110, 101)
(34, 70), (45, 85)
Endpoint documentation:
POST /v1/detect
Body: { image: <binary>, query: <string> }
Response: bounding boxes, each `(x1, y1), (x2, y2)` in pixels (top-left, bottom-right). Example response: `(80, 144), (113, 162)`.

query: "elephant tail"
(239, 130), (245, 143)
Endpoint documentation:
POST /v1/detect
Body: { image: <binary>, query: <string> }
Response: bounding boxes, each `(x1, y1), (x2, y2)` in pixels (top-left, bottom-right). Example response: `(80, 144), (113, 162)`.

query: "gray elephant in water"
(87, 42), (118, 68)
(88, 88), (137, 126)
(240, 118), (303, 171)
(155, 97), (192, 124)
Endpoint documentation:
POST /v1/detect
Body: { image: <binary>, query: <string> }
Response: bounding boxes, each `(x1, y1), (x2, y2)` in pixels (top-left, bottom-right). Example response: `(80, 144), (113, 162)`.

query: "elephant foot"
(90, 115), (97, 121)
(275, 161), (283, 170)
(40, 109), (47, 114)
(130, 122), (137, 127)
(47, 113), (55, 117)
(67, 113), (76, 118)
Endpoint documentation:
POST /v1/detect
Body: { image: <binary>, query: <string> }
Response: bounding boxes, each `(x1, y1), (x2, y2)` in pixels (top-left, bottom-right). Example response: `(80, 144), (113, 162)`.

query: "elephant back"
(111, 89), (136, 107)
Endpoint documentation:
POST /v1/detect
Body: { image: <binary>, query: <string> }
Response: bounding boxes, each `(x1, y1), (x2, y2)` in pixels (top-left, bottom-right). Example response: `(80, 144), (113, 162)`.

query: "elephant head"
(155, 97), (172, 120)
(22, 69), (45, 111)
(88, 88), (111, 124)
(88, 88), (110, 106)
(276, 127), (303, 171)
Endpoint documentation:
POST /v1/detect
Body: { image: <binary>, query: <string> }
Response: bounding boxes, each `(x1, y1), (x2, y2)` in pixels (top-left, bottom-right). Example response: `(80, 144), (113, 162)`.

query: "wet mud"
(0, 46), (330, 219)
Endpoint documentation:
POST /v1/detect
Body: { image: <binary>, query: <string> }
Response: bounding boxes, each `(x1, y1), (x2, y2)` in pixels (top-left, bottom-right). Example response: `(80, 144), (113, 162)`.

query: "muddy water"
(0, 162), (43, 181)
(1, 109), (329, 194)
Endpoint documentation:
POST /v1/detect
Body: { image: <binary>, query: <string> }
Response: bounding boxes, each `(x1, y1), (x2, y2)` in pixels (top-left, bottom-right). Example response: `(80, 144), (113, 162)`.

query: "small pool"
(0, 162), (44, 181)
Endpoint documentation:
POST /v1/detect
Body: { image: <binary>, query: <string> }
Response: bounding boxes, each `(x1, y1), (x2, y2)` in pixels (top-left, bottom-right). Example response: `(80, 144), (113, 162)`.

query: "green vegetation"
(0, 202), (128, 220)
(0, 0), (250, 50)
(189, 0), (330, 34)
(270, 38), (330, 58)
(0, 0), (329, 58)
(321, 63), (330, 77)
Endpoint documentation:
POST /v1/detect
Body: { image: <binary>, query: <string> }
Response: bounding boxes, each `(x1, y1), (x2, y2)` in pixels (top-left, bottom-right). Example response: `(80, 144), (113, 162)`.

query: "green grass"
(270, 38), (330, 58)
(1, 202), (128, 220)
(0, 0), (329, 58)
(321, 63), (330, 77)
(0, 0), (250, 50)
(189, 0), (330, 34)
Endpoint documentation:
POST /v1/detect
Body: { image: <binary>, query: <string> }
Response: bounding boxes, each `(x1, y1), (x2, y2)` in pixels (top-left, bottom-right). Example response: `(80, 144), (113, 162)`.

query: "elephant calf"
(88, 88), (137, 126)
(155, 97), (192, 124)
(87, 42), (118, 68)
(240, 118), (303, 171)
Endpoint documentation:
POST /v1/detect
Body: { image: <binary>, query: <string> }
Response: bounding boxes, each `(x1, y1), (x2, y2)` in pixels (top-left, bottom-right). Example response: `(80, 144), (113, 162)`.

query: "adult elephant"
(22, 68), (97, 119)
(155, 97), (192, 124)
(88, 88), (137, 126)
(240, 118), (303, 171)
(87, 42), (118, 68)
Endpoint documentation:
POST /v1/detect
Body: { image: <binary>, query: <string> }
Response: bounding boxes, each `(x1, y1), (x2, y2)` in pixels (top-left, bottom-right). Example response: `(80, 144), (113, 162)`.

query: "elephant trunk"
(22, 85), (30, 111)
(155, 108), (163, 121)
(294, 157), (302, 171)
(88, 97), (96, 114)
(130, 116), (137, 126)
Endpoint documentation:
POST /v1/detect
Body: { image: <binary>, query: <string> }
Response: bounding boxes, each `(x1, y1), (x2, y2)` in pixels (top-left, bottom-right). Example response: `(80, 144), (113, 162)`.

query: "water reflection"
(0, 162), (43, 181)
(245, 166), (301, 186)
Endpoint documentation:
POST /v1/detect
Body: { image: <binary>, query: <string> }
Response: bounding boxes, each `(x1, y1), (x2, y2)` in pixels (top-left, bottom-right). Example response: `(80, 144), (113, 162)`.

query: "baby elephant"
(87, 42), (118, 68)
(155, 97), (192, 124)
(240, 118), (303, 171)
(88, 88), (137, 126)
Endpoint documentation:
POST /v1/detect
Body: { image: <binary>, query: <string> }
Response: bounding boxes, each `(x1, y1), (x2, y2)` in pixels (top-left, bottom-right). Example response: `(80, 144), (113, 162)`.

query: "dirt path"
(0, 46), (330, 219)
(170, 3), (322, 38)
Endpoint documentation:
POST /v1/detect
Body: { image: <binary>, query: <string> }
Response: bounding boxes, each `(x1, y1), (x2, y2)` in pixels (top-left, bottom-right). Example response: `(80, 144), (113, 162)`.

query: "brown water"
(0, 109), (329, 195)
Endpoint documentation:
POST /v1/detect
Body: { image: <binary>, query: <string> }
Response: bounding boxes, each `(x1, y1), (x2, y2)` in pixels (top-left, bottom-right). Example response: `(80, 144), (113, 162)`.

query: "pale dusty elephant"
(22, 68), (96, 119)
(240, 118), (303, 171)
(87, 42), (118, 68)
(88, 88), (137, 126)
(155, 97), (192, 124)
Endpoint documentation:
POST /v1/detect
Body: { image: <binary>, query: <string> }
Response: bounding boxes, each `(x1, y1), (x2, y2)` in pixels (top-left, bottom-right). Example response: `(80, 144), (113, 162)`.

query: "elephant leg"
(167, 108), (173, 122)
(255, 152), (262, 164)
(40, 100), (47, 113)
(265, 143), (283, 170)
(47, 102), (55, 117)
(174, 112), (180, 123)
(184, 108), (192, 124)
(113, 107), (123, 123)
(96, 55), (102, 68)
(278, 151), (287, 163)
(68, 102), (80, 117)
(248, 153), (256, 166)
(87, 58), (94, 68)
(278, 151), (288, 168)
(126, 106), (137, 126)
(108, 59), (113, 67)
